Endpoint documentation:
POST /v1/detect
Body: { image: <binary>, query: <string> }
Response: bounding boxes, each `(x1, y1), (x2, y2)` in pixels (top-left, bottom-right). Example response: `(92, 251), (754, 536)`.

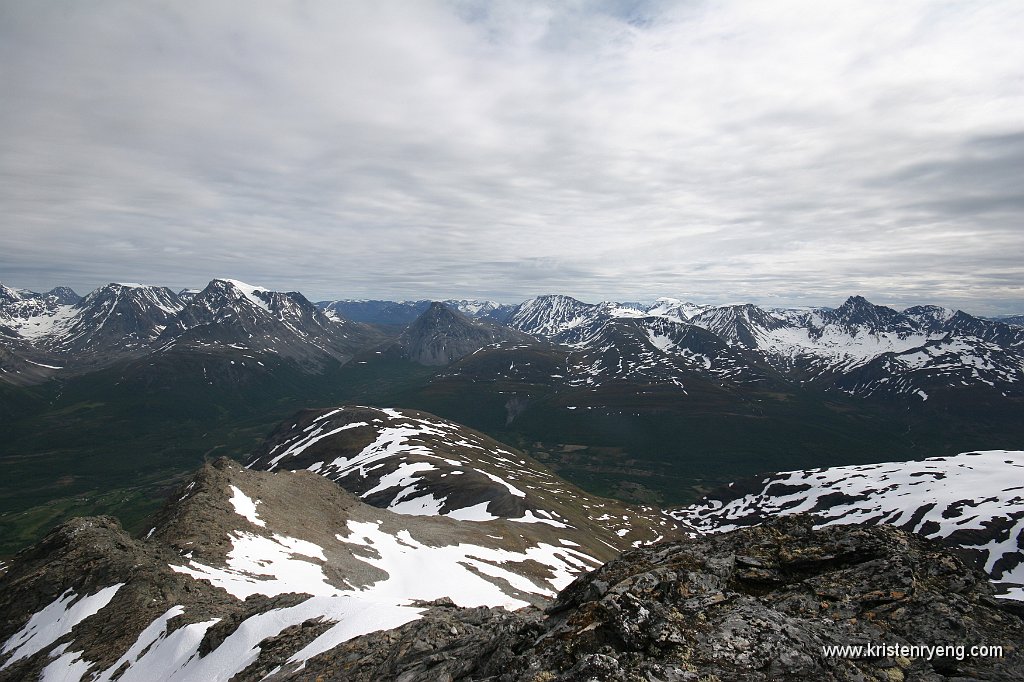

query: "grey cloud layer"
(1, 0), (1022, 313)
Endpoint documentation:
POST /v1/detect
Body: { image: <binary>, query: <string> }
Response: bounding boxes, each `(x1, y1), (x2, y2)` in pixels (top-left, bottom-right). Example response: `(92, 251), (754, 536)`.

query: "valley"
(1, 279), (1023, 558)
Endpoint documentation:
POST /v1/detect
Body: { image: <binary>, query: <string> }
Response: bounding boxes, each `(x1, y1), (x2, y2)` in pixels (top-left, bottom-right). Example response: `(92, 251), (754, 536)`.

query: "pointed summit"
(829, 296), (913, 333)
(44, 286), (81, 305)
(396, 302), (532, 365)
(49, 283), (183, 357)
(507, 294), (598, 340)
(161, 278), (375, 369)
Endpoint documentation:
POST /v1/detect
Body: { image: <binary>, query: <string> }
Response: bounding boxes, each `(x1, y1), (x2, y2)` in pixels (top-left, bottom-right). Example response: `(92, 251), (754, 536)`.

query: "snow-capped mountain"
(176, 288), (201, 303)
(643, 296), (710, 321)
(50, 283), (184, 358)
(507, 294), (602, 344)
(247, 405), (679, 546)
(563, 316), (779, 388)
(670, 450), (1024, 600)
(507, 295), (711, 346)
(443, 299), (517, 323)
(0, 414), (685, 682)
(0, 282), (80, 342)
(2, 426), (1022, 680)
(506, 293), (1024, 398)
(3, 282), (1022, 402)
(157, 278), (377, 369)
(0, 283), (80, 322)
(0, 282), (185, 375)
(0, 279), (395, 383)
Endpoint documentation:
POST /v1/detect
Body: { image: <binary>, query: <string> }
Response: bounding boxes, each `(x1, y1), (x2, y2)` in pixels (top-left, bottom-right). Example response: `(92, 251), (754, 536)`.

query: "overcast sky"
(1, 1), (1022, 313)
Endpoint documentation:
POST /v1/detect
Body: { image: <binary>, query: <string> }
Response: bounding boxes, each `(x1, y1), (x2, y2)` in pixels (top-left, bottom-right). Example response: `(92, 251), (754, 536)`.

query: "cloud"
(0, 0), (1022, 313)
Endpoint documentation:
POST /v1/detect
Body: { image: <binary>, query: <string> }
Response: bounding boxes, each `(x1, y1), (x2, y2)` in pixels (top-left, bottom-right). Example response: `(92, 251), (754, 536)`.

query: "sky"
(1, 1), (1022, 314)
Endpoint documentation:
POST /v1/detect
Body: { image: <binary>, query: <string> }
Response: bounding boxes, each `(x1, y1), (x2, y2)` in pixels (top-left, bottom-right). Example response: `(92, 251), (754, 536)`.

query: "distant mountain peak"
(44, 286), (81, 305)
(828, 295), (912, 332)
(396, 303), (531, 365)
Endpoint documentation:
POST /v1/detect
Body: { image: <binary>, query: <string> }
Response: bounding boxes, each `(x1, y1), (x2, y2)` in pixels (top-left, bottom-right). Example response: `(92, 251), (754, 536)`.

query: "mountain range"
(2, 278), (1022, 557)
(4, 280), (1022, 401)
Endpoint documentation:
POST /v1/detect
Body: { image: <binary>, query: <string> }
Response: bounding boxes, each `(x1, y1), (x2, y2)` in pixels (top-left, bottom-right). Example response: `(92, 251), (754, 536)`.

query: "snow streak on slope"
(1, 584), (124, 670)
(172, 504), (600, 611)
(249, 406), (682, 548)
(37, 596), (420, 682)
(671, 450), (1024, 599)
(505, 293), (1024, 396)
(839, 337), (1024, 399)
(218, 279), (271, 312)
(5, 455), (621, 682)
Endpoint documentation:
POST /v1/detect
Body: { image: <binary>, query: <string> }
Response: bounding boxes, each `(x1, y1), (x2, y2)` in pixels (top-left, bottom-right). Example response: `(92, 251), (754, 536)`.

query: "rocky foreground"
(2, 507), (1022, 680)
(1, 410), (1022, 681)
(280, 516), (1024, 681)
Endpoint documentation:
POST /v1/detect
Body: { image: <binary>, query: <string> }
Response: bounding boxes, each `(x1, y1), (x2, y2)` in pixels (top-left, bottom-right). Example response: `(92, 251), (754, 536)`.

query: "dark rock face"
(688, 303), (790, 349)
(825, 295), (919, 335)
(41, 287), (81, 305)
(0, 515), (236, 682)
(51, 283), (184, 358)
(286, 517), (1024, 682)
(395, 302), (533, 366)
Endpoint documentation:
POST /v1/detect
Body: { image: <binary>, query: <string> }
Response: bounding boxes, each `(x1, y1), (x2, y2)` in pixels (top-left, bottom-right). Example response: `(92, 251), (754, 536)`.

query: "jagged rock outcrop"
(279, 516), (1024, 681)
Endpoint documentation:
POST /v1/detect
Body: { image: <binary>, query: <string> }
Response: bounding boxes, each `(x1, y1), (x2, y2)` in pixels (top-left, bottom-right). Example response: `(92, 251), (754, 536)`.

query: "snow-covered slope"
(0, 279), (399, 383)
(507, 295), (604, 344)
(507, 293), (1024, 398)
(158, 279), (380, 370)
(0, 282), (184, 376)
(442, 299), (517, 323)
(670, 450), (1024, 600)
(0, 443), (684, 681)
(51, 283), (184, 357)
(0, 283), (81, 343)
(248, 405), (681, 548)
(562, 317), (778, 389)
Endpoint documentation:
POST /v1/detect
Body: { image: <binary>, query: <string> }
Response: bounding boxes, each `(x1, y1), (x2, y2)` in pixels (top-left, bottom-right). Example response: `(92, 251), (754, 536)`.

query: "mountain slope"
(390, 302), (535, 366)
(509, 293), (1024, 400)
(247, 405), (682, 548)
(4, 506), (1021, 681)
(51, 283), (184, 360)
(0, 282), (181, 377)
(0, 454), (676, 681)
(319, 299), (516, 326)
(158, 279), (385, 371)
(671, 449), (1024, 600)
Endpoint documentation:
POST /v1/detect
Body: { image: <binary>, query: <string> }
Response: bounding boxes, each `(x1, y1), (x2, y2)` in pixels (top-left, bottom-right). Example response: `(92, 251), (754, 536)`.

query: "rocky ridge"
(0, 451), (683, 681)
(281, 517), (1024, 681)
(671, 450), (1024, 601)
(1, 437), (1023, 680)
(247, 405), (681, 548)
